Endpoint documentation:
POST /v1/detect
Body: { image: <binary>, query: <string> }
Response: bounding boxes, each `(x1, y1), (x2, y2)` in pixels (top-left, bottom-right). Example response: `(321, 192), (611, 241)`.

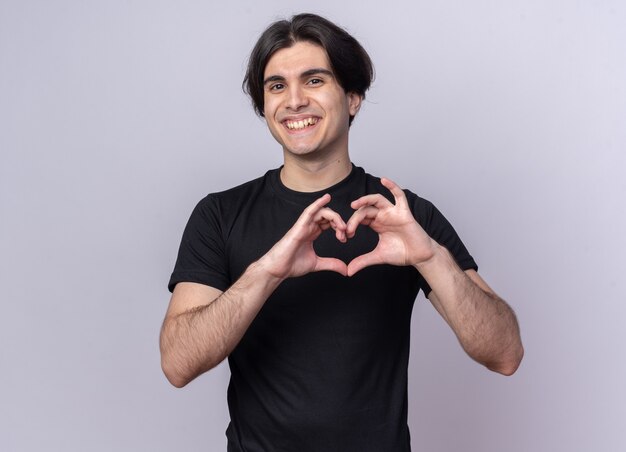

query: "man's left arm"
(419, 249), (523, 375)
(346, 178), (523, 376)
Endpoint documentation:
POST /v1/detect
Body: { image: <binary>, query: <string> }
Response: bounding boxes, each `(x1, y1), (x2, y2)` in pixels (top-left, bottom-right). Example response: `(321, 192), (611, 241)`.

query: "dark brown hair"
(243, 13), (374, 125)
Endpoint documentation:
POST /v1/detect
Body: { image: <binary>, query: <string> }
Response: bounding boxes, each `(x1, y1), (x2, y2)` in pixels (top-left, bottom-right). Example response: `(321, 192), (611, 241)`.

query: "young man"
(160, 13), (523, 451)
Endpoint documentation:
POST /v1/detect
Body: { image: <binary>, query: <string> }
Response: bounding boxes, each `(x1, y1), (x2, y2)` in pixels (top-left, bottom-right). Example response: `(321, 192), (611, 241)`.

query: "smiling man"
(160, 13), (523, 452)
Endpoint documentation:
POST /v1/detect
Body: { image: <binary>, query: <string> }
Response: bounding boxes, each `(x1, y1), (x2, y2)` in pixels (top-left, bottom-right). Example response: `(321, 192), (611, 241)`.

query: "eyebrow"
(263, 68), (335, 86)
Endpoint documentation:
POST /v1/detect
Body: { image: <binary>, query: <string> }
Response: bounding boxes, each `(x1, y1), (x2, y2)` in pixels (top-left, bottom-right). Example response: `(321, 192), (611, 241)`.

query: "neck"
(280, 151), (352, 192)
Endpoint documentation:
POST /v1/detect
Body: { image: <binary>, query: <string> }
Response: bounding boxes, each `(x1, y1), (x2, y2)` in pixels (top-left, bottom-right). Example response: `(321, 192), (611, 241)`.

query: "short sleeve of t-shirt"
(407, 191), (478, 296)
(168, 195), (230, 292)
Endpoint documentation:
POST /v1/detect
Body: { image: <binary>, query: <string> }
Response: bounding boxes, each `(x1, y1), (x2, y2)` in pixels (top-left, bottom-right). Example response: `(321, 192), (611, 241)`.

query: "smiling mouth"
(284, 117), (319, 130)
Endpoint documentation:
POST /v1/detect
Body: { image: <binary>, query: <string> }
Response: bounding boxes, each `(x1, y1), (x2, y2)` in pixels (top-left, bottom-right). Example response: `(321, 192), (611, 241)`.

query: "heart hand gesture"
(260, 178), (435, 280)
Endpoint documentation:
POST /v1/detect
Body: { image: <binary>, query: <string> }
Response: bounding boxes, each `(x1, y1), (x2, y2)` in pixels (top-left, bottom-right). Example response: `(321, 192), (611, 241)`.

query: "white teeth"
(286, 118), (317, 130)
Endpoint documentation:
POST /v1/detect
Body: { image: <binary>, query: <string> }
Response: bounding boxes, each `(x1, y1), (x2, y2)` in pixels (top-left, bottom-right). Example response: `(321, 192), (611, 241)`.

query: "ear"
(347, 92), (363, 117)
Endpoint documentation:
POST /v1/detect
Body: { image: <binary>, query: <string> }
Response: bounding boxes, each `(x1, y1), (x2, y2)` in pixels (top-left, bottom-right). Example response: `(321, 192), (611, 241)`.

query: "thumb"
(315, 257), (348, 276)
(347, 251), (382, 277)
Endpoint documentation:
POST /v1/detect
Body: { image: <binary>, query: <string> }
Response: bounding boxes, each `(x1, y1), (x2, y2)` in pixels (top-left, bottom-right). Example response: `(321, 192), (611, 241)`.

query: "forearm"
(416, 244), (523, 375)
(160, 261), (283, 387)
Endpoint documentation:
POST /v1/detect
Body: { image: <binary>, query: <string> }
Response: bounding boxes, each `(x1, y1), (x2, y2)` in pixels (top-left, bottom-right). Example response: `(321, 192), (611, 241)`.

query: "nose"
(285, 85), (308, 111)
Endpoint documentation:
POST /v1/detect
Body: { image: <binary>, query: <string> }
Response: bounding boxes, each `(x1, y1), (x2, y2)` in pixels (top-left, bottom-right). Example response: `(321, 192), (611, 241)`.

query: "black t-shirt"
(169, 165), (477, 452)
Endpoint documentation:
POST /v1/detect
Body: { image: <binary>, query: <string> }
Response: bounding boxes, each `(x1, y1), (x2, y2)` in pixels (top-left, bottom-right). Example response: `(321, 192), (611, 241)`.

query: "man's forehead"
(263, 41), (333, 78)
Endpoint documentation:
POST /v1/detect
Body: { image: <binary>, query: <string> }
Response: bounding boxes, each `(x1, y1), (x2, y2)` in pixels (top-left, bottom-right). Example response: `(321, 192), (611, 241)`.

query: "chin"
(284, 147), (320, 157)
(280, 139), (322, 156)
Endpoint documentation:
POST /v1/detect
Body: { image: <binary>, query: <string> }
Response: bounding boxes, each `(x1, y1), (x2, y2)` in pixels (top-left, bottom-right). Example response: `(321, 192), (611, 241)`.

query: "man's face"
(262, 41), (361, 159)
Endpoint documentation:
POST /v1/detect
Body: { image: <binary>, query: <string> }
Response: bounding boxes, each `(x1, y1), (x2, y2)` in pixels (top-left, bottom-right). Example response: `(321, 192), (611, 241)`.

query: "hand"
(346, 178), (437, 276)
(259, 194), (349, 279)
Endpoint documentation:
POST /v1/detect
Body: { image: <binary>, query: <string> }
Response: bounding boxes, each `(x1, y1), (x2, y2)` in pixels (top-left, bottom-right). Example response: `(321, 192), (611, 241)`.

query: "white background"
(2, 1), (624, 451)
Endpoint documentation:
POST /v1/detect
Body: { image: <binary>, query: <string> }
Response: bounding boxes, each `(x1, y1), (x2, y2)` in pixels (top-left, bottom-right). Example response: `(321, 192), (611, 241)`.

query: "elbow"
(489, 362), (519, 377)
(159, 323), (225, 387)
(488, 343), (524, 376)
(160, 344), (205, 388)
(166, 376), (189, 389)
(161, 357), (193, 388)
(165, 373), (191, 389)
(160, 349), (222, 388)
(160, 337), (193, 388)
(159, 325), (200, 388)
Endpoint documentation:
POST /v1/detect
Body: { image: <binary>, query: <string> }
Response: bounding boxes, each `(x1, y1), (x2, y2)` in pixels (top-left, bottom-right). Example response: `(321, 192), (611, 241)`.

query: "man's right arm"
(160, 265), (282, 388)
(159, 194), (348, 388)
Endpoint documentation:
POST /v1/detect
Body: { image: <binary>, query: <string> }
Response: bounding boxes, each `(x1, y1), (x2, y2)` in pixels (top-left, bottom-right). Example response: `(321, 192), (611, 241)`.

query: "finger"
(298, 193), (332, 224)
(334, 225), (347, 243)
(315, 257), (348, 276)
(347, 251), (383, 277)
(315, 207), (347, 242)
(350, 193), (393, 211)
(346, 206), (378, 238)
(380, 177), (409, 209)
(315, 207), (346, 229)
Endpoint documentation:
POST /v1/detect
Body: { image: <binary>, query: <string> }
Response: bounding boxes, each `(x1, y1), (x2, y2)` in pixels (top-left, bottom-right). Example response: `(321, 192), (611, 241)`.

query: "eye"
(269, 83), (285, 92)
(307, 78), (323, 86)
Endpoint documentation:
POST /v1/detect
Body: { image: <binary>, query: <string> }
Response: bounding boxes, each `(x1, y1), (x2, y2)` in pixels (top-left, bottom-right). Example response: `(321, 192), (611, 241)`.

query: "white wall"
(2, 1), (624, 450)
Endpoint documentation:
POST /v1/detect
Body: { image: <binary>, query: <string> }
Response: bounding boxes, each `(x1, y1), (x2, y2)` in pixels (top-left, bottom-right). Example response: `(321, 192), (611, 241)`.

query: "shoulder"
(195, 169), (278, 213)
(182, 170), (279, 237)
